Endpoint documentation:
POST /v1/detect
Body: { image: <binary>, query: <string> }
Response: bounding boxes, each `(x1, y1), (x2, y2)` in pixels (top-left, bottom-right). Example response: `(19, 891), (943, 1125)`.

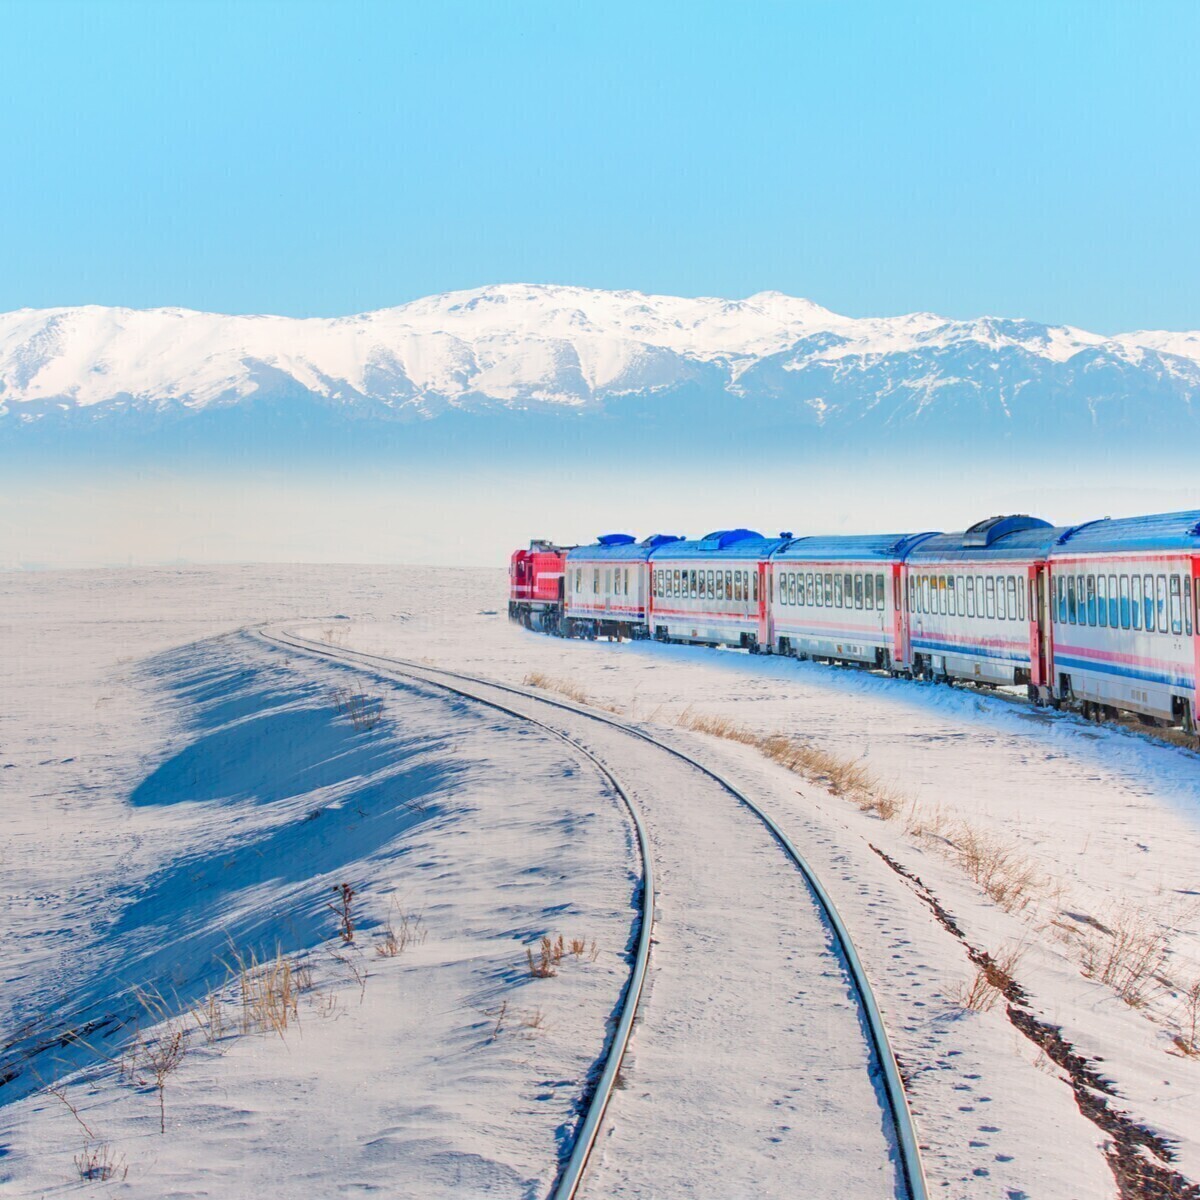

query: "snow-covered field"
(3, 564), (1199, 1198)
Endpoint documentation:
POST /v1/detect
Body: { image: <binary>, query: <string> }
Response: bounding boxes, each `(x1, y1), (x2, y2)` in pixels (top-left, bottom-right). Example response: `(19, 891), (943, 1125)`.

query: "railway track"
(261, 626), (928, 1200)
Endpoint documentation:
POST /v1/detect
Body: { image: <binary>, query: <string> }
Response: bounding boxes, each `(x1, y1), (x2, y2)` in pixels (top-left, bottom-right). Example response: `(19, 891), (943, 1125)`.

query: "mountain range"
(4, 284), (1199, 446)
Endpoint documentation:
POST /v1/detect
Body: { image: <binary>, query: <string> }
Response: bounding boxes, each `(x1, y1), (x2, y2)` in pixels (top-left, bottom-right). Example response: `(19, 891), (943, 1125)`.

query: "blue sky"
(3, 0), (1199, 332)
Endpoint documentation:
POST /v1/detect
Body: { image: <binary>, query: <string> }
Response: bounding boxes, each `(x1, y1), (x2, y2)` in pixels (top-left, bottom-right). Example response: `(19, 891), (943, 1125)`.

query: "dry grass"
(673, 707), (881, 804)
(188, 989), (227, 1044)
(526, 935), (560, 978)
(74, 1142), (128, 1182)
(950, 943), (1024, 1013)
(948, 825), (1042, 914)
(525, 933), (599, 977)
(376, 908), (427, 958)
(1082, 908), (1170, 1008)
(1172, 979), (1200, 1056)
(229, 947), (308, 1037)
(333, 687), (382, 731)
(952, 965), (1004, 1012)
(523, 672), (621, 712)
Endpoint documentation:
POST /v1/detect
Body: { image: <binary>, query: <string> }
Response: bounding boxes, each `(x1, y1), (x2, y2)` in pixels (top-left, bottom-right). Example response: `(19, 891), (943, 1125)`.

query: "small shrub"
(328, 882), (357, 944)
(75, 1143), (128, 1182)
(143, 1025), (186, 1134)
(569, 938), (586, 959)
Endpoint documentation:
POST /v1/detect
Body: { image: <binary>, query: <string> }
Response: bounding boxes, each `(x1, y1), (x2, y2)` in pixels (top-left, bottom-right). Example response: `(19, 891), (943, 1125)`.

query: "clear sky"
(3, 0), (1199, 333)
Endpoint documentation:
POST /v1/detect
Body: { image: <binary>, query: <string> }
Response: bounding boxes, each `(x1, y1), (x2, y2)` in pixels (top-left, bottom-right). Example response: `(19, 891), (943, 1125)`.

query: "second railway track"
(261, 626), (928, 1200)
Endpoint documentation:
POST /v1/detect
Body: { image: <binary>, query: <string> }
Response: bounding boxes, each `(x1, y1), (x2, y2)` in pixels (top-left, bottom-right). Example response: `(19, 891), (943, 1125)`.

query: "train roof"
(650, 528), (792, 560)
(772, 532), (938, 562)
(907, 515), (1065, 562)
(566, 533), (685, 562)
(1049, 509), (1200, 556)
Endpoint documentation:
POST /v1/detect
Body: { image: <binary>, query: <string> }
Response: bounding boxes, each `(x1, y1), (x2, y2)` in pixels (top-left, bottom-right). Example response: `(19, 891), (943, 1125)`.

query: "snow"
(4, 284), (1199, 414)
(3, 563), (1200, 1198)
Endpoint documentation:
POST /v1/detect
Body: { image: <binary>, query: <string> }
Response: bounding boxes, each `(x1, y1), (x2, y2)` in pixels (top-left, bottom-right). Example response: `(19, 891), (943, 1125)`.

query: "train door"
(1193, 554), (1200, 718)
(891, 563), (909, 667)
(757, 562), (771, 648)
(1028, 564), (1049, 694)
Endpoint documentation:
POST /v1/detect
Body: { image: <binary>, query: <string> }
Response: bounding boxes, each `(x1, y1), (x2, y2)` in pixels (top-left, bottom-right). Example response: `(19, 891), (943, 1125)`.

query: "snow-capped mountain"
(3, 284), (1200, 436)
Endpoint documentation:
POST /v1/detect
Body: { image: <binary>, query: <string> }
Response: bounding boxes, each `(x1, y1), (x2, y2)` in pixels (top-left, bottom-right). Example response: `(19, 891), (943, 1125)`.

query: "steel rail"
(257, 628), (653, 1200)
(263, 626), (928, 1200)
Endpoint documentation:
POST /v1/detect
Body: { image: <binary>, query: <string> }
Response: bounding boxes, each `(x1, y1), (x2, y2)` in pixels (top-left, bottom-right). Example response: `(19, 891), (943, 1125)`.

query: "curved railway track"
(260, 626), (928, 1200)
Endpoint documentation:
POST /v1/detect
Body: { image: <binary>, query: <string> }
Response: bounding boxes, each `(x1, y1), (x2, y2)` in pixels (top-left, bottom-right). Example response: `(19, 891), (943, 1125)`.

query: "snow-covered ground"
(2, 564), (1199, 1198)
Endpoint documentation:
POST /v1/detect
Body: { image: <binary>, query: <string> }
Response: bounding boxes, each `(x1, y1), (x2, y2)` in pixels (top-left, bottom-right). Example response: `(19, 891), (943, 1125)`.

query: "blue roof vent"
(779, 531), (793, 539)
(962, 514), (1052, 548)
(1055, 518), (1110, 545)
(640, 533), (684, 548)
(596, 533), (636, 546)
(697, 528), (762, 551)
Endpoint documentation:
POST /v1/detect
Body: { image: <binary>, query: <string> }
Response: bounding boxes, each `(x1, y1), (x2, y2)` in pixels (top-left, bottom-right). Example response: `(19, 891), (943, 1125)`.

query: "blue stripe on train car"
(1052, 654), (1194, 691)
(911, 638), (1029, 664)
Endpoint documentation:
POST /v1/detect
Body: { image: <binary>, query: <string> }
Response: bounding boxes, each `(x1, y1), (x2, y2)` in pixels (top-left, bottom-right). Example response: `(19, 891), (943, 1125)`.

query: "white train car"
(564, 533), (682, 639)
(904, 516), (1061, 692)
(769, 533), (936, 670)
(648, 529), (789, 650)
(1047, 511), (1200, 728)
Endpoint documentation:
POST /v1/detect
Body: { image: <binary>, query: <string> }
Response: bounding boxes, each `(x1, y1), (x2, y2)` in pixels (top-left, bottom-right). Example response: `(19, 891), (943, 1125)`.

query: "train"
(508, 509), (1200, 736)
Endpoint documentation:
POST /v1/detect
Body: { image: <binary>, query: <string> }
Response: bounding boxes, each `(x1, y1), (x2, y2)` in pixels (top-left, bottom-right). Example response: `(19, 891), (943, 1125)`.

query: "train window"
(1156, 575), (1168, 633)
(1066, 575), (1076, 624)
(592, 568), (599, 595)
(964, 576), (974, 618)
(1170, 575), (1183, 635)
(854, 574), (864, 609)
(815, 573), (824, 607)
(864, 574), (874, 610)
(1144, 574), (1156, 631)
(577, 568), (583, 594)
(842, 574), (852, 607)
(788, 573), (797, 605)
(1130, 574), (1141, 629)
(877, 574), (887, 611)
(717, 570), (725, 600)
(703, 569), (711, 599)
(1086, 575), (1096, 626)
(983, 576), (994, 619)
(1118, 575), (1130, 628)
(996, 576), (1007, 620)
(919, 576), (928, 613)
(751, 572), (757, 603)
(730, 572), (739, 602)
(1185, 576), (1193, 636)
(1097, 575), (1108, 627)
(834, 574), (844, 607)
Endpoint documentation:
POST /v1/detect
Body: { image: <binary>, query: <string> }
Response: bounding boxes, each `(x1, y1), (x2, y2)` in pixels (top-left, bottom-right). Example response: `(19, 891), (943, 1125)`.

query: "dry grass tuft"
(526, 938), (558, 979)
(75, 1142), (128, 1182)
(522, 672), (620, 712)
(376, 909), (427, 958)
(673, 707), (882, 803)
(230, 947), (308, 1037)
(333, 687), (382, 731)
(948, 825), (1042, 914)
(952, 966), (1003, 1012)
(1174, 979), (1200, 1056)
(1082, 908), (1170, 1008)
(951, 944), (1024, 1013)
